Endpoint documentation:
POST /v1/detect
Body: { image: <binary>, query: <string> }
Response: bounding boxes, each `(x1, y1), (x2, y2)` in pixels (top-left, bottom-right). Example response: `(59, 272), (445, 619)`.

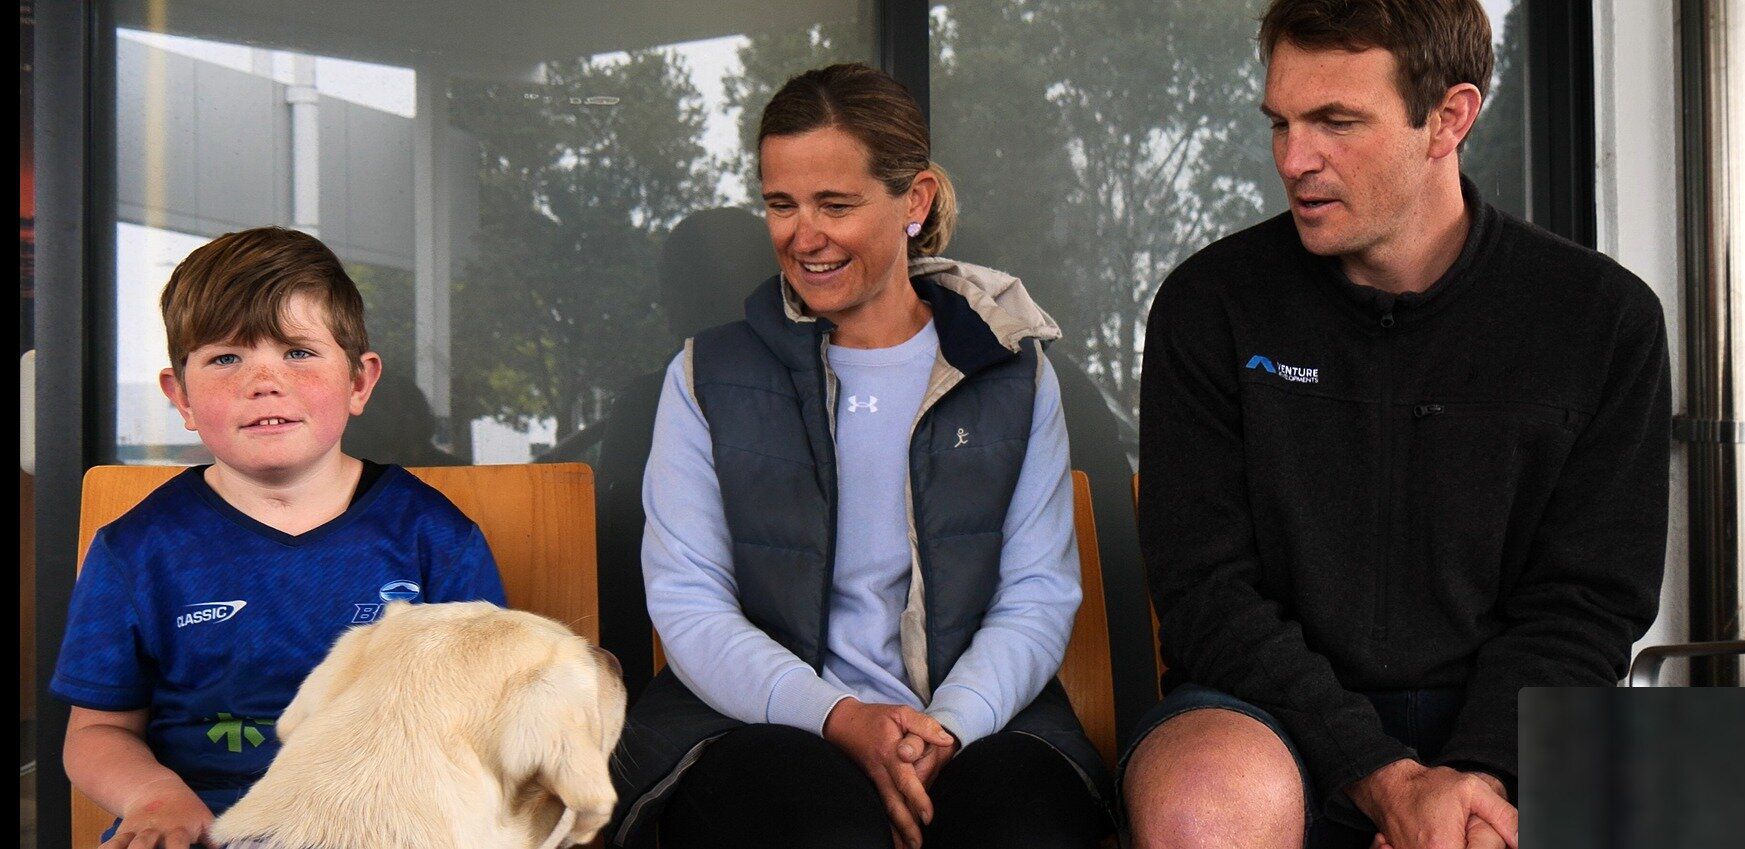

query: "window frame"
(29, 3), (1598, 844)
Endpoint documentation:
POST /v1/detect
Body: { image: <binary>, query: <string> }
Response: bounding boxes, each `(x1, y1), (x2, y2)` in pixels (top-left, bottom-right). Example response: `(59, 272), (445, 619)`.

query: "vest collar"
(754, 257), (1060, 377)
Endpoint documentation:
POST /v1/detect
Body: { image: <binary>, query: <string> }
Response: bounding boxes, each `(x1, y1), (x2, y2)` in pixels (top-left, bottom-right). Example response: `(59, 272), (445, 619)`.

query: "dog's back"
(211, 601), (625, 849)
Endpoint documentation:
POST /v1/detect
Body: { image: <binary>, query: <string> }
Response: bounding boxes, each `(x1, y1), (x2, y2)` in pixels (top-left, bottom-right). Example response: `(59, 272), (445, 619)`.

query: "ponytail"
(911, 161), (957, 257)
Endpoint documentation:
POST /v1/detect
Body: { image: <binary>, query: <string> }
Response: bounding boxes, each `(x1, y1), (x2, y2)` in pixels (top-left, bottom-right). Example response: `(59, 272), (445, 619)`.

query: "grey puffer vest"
(608, 261), (1112, 845)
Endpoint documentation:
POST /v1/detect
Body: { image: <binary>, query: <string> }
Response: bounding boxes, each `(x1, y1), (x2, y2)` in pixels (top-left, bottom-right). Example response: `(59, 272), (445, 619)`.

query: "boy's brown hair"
(1259, 0), (1494, 127)
(161, 227), (370, 381)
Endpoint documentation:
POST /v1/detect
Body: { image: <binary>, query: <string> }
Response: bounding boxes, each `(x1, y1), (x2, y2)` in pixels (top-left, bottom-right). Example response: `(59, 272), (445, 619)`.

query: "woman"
(608, 63), (1111, 849)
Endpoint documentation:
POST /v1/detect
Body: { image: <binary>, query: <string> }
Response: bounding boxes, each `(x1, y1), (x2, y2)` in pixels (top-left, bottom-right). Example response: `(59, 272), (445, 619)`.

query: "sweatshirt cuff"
(1312, 738), (1416, 832)
(765, 666), (853, 736)
(926, 683), (1000, 746)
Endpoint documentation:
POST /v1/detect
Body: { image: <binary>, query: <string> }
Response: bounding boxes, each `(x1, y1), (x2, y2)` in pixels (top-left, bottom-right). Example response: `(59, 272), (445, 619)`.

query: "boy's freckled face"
(161, 292), (375, 478)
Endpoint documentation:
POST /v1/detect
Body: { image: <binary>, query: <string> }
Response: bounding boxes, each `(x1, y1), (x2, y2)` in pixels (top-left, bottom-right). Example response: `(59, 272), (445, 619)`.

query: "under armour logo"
(848, 395), (879, 413)
(954, 428), (969, 447)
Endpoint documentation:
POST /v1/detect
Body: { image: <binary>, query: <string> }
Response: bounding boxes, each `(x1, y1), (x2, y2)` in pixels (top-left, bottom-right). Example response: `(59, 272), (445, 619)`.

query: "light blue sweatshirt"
(641, 318), (1081, 746)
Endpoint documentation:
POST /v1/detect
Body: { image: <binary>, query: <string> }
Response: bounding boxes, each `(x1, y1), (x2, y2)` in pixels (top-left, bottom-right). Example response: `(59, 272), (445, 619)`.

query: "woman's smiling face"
(760, 125), (930, 330)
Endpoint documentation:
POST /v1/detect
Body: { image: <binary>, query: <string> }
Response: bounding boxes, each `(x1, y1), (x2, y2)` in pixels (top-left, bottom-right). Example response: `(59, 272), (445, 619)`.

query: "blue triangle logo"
(1245, 355), (1276, 373)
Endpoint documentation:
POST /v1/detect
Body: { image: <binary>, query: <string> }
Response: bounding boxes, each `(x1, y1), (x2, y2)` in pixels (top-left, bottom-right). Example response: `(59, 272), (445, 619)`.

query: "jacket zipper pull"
(1380, 310), (1396, 329)
(1414, 404), (1444, 418)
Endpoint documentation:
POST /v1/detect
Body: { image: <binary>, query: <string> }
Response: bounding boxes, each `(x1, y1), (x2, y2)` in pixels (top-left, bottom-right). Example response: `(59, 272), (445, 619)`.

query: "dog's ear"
(497, 651), (619, 844)
(278, 619), (380, 742)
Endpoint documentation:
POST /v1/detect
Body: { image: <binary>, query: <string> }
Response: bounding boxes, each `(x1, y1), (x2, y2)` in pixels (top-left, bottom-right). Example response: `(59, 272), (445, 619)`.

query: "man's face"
(1262, 41), (1438, 259)
(160, 291), (380, 479)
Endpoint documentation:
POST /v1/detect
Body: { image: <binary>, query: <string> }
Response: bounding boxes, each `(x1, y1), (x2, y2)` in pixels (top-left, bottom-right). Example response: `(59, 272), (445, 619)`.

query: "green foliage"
(932, 0), (1280, 415)
(723, 19), (875, 201)
(432, 0), (1527, 445)
(347, 262), (414, 376)
(1464, 1), (1529, 219)
(447, 51), (721, 438)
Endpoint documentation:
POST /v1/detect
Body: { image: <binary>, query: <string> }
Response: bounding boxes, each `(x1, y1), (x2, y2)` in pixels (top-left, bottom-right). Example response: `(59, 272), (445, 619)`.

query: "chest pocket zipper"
(1414, 404), (1444, 419)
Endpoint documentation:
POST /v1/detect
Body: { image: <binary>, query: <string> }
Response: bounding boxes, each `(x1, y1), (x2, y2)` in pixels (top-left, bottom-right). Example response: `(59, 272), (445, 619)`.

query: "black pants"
(658, 724), (1109, 849)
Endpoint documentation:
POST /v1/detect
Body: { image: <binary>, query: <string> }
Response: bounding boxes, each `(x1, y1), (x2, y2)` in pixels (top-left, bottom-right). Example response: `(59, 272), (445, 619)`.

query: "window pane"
(931, 0), (1531, 440)
(109, 1), (875, 468)
(1467, 0), (1531, 220)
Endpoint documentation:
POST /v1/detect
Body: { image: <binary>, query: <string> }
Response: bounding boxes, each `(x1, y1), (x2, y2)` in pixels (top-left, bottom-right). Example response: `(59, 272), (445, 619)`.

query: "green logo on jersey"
(205, 713), (275, 753)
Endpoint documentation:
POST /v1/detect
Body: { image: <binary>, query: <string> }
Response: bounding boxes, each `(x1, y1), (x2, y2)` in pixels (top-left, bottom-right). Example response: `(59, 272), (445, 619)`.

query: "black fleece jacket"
(1137, 181), (1670, 816)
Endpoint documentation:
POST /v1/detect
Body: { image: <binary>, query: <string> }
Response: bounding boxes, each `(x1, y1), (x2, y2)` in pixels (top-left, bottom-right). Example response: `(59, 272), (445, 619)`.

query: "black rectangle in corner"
(1519, 687), (1745, 849)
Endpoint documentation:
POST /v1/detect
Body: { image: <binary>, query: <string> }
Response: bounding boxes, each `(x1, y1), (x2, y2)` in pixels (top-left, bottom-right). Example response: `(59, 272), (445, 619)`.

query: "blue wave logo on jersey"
(176, 600), (247, 629)
(1245, 355), (1277, 374)
(378, 580), (422, 602)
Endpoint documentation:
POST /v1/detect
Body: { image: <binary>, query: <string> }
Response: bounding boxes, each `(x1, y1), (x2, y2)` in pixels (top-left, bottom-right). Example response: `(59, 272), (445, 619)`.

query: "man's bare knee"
(1124, 708), (1304, 849)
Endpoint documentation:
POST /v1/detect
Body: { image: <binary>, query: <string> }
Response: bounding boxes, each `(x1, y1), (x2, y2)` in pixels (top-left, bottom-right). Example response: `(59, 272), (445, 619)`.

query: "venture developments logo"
(1245, 354), (1319, 384)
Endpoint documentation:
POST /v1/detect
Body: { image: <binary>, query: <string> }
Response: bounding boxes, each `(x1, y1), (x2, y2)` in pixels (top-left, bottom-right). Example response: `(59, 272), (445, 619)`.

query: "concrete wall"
(116, 37), (476, 271)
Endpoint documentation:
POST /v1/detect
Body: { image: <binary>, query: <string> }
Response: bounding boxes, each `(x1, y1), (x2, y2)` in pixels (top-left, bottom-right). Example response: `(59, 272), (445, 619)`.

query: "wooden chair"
(1061, 469), (1117, 770)
(71, 462), (598, 849)
(651, 470), (1117, 770)
(1133, 473), (1166, 690)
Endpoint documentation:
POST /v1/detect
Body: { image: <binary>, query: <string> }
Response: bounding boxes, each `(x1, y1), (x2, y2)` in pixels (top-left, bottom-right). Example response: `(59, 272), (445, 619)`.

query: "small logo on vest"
(176, 600), (247, 629)
(847, 395), (879, 413)
(954, 428), (970, 447)
(1246, 354), (1319, 384)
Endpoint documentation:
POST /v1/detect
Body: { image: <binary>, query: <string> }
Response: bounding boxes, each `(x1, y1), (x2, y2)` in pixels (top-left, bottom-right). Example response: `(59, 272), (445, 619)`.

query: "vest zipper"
(901, 360), (966, 700)
(817, 333), (839, 675)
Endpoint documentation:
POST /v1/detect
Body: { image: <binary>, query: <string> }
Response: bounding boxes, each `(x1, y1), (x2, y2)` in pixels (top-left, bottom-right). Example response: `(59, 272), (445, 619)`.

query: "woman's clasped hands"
(823, 698), (960, 849)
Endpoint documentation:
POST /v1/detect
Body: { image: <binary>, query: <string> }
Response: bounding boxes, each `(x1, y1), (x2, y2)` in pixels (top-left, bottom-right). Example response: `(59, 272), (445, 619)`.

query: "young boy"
(50, 227), (508, 847)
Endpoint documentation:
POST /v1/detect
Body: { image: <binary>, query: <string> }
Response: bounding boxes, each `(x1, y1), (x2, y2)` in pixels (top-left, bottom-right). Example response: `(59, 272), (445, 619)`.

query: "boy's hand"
(101, 777), (215, 849)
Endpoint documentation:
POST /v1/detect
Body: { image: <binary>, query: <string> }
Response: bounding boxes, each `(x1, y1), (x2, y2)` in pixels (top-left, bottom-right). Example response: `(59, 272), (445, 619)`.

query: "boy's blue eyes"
(208, 349), (315, 365)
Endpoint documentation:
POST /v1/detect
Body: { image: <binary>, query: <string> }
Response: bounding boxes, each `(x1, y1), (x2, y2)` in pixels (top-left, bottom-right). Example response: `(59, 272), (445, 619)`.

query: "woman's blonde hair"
(757, 63), (957, 257)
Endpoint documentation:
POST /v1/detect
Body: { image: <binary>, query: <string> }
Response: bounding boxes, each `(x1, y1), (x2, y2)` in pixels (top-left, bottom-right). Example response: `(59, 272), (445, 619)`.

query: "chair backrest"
(650, 471), (1119, 770)
(1132, 473), (1166, 692)
(1061, 470), (1118, 770)
(70, 462), (597, 848)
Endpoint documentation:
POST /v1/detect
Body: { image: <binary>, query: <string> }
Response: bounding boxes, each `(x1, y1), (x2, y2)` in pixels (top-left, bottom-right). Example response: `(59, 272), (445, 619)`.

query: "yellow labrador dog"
(211, 601), (626, 849)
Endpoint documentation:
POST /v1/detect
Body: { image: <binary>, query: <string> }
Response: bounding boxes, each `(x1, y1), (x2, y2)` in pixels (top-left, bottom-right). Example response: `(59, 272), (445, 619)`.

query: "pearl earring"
(905, 221), (922, 238)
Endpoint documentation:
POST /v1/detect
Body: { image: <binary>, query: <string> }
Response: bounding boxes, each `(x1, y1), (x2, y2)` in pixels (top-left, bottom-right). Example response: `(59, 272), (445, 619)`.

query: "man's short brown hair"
(161, 226), (370, 381)
(1259, 0), (1494, 127)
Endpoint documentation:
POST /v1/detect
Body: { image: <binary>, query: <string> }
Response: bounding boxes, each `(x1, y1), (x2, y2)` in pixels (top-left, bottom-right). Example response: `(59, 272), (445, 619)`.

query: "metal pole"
(1676, 0), (1744, 686)
(413, 70), (454, 452)
(287, 53), (320, 237)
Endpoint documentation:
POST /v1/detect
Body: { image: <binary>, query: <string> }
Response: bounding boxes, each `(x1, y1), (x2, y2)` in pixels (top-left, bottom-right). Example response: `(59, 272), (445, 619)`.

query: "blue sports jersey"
(50, 463), (507, 816)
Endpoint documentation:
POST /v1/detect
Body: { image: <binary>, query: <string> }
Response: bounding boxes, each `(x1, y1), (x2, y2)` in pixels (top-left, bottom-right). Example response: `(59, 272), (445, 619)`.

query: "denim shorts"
(1116, 682), (1465, 849)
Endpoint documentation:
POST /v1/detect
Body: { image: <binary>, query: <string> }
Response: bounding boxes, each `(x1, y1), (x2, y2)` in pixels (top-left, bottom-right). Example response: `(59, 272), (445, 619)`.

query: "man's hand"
(823, 699), (956, 849)
(1348, 760), (1518, 849)
(100, 776), (215, 849)
(1374, 815), (1510, 849)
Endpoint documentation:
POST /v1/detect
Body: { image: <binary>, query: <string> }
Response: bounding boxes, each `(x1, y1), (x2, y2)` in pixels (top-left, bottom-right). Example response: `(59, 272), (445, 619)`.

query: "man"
(1123, 2), (1670, 848)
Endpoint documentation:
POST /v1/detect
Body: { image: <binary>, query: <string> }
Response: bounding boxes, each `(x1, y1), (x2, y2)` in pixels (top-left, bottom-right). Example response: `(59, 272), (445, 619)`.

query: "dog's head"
(273, 601), (627, 847)
(484, 606), (627, 846)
